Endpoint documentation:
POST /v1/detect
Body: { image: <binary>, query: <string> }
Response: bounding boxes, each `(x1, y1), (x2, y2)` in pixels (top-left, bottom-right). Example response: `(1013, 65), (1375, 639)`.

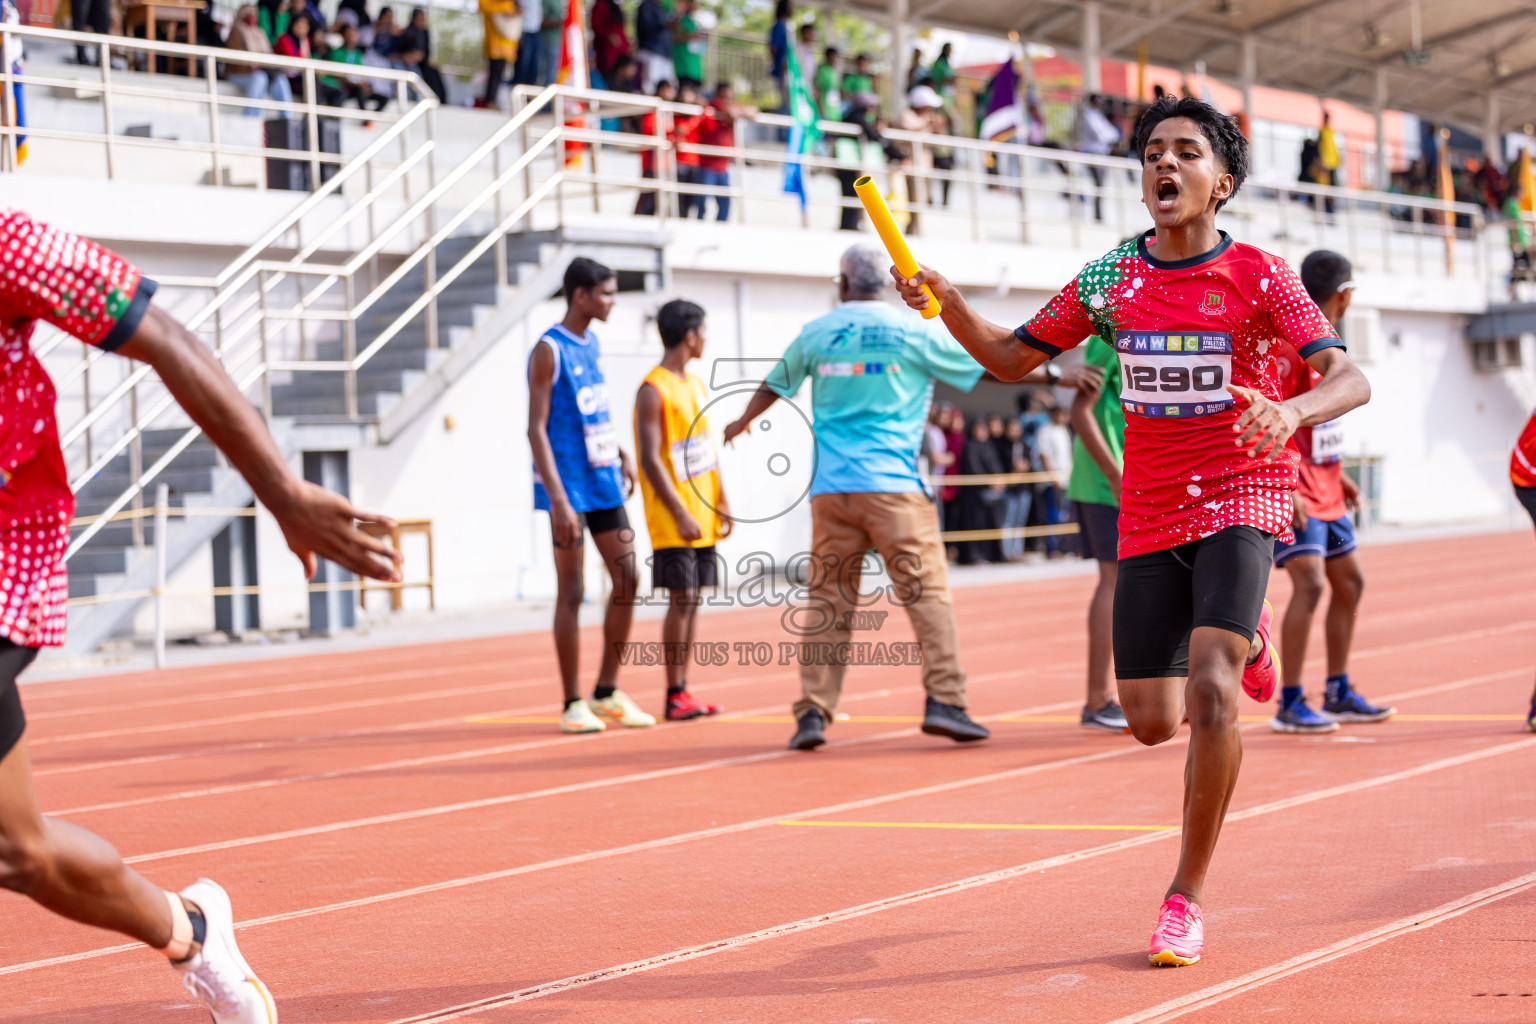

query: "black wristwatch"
(1044, 363), (1061, 385)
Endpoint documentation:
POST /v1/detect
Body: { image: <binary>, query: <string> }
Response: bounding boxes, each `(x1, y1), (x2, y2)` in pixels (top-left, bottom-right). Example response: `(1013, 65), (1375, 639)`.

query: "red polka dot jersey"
(1274, 340), (1347, 522)
(1019, 231), (1341, 558)
(0, 208), (157, 647)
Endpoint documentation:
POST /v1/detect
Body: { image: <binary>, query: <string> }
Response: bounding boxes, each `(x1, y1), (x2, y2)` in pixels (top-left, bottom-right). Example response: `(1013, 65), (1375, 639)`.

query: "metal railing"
(0, 23), (434, 183)
(23, 81), (1509, 580)
(495, 85), (1491, 288)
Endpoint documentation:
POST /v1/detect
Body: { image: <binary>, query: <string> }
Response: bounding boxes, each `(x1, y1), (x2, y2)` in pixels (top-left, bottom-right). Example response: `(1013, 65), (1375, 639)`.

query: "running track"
(4, 530), (1534, 1023)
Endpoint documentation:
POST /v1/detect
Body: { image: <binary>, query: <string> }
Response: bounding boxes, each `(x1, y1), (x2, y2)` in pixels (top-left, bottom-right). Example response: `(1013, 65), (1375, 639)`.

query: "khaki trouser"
(793, 491), (968, 723)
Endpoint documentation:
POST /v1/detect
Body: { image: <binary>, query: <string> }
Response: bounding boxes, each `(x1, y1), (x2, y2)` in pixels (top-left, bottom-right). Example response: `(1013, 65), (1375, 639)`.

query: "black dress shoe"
(921, 696), (991, 742)
(788, 709), (827, 750)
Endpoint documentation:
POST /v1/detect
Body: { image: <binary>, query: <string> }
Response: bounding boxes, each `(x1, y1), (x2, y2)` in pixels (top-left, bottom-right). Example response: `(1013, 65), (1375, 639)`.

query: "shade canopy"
(843, 0), (1534, 139)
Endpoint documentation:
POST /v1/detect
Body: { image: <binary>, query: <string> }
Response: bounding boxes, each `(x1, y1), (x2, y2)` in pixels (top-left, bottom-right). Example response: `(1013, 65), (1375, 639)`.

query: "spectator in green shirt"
(325, 22), (388, 111)
(814, 46), (842, 119)
(1066, 335), (1127, 733)
(841, 53), (874, 108)
(929, 41), (954, 97)
(673, 0), (705, 88)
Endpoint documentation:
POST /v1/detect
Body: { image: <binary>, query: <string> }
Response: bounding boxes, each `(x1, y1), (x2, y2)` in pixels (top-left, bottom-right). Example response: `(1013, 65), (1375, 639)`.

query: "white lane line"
(28, 679), (528, 746)
(48, 681), (910, 817)
(0, 699), (1089, 978)
(1365, 667), (1528, 704)
(115, 700), (1077, 865)
(24, 655), (520, 721)
(372, 736), (1536, 1022)
(1101, 870), (1536, 1024)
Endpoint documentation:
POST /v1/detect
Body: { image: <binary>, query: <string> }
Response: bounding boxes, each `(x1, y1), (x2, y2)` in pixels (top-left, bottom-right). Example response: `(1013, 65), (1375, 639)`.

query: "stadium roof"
(846, 0), (1536, 138)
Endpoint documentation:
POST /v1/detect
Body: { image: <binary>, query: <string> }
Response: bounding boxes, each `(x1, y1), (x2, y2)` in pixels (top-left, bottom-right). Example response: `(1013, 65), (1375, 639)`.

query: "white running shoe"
(560, 700), (607, 733)
(589, 689), (656, 728)
(172, 879), (277, 1024)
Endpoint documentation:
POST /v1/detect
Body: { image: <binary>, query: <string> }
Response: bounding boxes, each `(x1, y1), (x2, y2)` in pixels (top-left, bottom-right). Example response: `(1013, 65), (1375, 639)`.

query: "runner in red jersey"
(0, 208), (402, 1023)
(1513, 408), (1536, 731)
(892, 97), (1371, 968)
(1268, 251), (1394, 734)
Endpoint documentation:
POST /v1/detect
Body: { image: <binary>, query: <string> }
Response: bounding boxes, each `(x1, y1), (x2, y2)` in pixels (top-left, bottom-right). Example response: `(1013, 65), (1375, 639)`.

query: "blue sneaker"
(1323, 689), (1396, 723)
(1269, 696), (1339, 734)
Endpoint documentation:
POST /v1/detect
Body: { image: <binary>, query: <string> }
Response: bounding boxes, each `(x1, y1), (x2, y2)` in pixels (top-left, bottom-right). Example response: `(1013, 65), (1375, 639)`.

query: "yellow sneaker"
(560, 701), (606, 734)
(589, 689), (656, 728)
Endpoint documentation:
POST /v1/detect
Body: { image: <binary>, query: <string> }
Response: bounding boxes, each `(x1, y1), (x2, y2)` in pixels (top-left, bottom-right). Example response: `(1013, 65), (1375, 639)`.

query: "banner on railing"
(781, 42), (818, 208)
(2, 0), (24, 164)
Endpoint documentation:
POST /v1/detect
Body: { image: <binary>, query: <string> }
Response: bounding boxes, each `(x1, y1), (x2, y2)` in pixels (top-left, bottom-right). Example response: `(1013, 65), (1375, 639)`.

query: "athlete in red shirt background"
(1267, 251), (1395, 734)
(893, 96), (1371, 967)
(0, 209), (403, 1023)
(1513, 409), (1536, 731)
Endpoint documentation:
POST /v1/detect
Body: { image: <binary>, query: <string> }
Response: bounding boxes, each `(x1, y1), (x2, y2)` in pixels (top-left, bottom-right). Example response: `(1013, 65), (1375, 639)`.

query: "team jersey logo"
(1202, 290), (1224, 311)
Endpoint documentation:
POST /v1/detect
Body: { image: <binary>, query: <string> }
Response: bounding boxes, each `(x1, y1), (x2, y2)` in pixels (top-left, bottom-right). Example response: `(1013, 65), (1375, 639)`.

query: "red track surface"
(4, 531), (1535, 1023)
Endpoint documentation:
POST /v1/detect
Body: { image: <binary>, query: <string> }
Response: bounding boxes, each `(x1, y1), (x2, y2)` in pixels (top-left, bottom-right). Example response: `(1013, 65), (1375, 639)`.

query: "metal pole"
(129, 385), (144, 548)
(206, 54), (222, 186)
(153, 483), (169, 670)
(101, 41), (117, 180)
(734, 117), (748, 224)
(493, 141), (507, 286)
(305, 67), (321, 192)
(257, 269), (273, 420)
(0, 26), (15, 172)
(344, 275), (359, 417)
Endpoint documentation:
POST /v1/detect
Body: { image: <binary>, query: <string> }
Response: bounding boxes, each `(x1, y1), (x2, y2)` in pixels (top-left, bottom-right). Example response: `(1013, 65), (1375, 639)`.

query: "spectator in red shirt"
(0, 208), (402, 1024)
(635, 78), (676, 216)
(674, 81), (705, 218)
(695, 82), (753, 221)
(590, 0), (631, 81)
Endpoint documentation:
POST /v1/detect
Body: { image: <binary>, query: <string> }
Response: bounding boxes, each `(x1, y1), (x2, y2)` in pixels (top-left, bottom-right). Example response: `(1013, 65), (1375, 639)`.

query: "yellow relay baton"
(852, 175), (942, 320)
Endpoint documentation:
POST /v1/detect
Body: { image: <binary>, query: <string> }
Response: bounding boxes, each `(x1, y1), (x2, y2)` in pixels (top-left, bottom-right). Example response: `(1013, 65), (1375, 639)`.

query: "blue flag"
(781, 45), (820, 208)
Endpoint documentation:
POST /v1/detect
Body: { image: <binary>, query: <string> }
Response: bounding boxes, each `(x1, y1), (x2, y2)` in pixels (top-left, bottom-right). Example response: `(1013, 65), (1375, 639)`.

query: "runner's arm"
(1070, 386), (1121, 501)
(891, 266), (1049, 382)
(526, 341), (582, 548)
(722, 383), (779, 445)
(116, 306), (401, 582)
(1228, 347), (1370, 461)
(635, 383), (701, 541)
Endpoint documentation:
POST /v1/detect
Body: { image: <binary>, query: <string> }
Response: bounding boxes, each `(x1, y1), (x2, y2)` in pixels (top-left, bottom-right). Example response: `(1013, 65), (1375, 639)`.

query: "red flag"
(557, 0), (587, 166)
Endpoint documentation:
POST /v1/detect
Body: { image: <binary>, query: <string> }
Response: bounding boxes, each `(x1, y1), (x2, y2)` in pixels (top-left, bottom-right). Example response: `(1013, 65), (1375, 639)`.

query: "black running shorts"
(1517, 485), (1536, 530)
(0, 639), (42, 761)
(1075, 501), (1120, 563)
(580, 505), (630, 537)
(1113, 525), (1274, 680)
(651, 545), (719, 592)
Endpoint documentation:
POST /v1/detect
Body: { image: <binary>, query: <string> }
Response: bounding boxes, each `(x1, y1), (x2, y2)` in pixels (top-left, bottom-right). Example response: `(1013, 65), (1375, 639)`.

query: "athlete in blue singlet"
(527, 258), (651, 734)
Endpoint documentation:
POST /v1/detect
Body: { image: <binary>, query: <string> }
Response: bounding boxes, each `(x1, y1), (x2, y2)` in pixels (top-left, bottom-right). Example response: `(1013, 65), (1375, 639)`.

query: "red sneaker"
(666, 690), (722, 721)
(1242, 600), (1280, 703)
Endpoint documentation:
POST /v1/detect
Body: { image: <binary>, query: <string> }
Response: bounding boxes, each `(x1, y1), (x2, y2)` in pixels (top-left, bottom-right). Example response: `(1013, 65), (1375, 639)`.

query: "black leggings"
(1113, 525), (1273, 680)
(0, 639), (42, 761)
(1517, 485), (1536, 530)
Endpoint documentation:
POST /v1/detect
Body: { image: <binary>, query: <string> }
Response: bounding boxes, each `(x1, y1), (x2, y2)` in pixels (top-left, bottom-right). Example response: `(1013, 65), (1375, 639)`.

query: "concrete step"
(274, 368), (421, 400)
(271, 390), (396, 418)
(75, 466), (219, 500)
(67, 548), (133, 575)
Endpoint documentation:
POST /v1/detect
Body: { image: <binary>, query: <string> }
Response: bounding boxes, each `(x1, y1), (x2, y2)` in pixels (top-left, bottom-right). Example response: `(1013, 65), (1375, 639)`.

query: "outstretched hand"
(1227, 385), (1301, 462)
(890, 264), (954, 316)
(722, 416), (750, 447)
(272, 482), (403, 582)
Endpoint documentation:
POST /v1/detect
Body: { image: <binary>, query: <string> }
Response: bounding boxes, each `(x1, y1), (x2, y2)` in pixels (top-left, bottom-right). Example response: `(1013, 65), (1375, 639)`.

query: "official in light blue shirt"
(723, 245), (992, 750)
(763, 299), (984, 496)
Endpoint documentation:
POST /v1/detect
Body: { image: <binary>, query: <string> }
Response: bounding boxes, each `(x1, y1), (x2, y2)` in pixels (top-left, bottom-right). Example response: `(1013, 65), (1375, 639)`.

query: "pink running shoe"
(1241, 600), (1280, 703)
(1149, 894), (1204, 966)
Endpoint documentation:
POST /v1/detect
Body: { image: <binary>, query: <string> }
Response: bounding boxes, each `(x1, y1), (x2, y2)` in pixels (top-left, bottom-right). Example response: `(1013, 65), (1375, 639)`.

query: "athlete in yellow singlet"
(634, 299), (733, 720)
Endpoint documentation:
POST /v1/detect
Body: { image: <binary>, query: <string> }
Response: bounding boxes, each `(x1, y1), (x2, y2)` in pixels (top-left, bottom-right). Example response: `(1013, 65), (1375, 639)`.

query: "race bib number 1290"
(1115, 330), (1234, 418)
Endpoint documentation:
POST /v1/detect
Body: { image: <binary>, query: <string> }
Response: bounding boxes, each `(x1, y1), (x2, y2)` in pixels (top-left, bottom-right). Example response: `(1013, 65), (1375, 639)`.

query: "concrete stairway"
(61, 225), (666, 654)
